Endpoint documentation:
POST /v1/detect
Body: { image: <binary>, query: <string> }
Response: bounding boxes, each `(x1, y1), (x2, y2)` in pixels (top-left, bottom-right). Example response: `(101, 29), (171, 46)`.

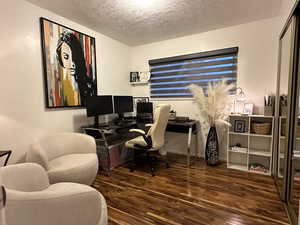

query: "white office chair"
(125, 104), (170, 176)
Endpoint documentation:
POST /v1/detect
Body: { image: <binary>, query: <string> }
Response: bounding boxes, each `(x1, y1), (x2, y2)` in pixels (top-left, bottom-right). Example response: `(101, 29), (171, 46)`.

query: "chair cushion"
(125, 136), (148, 149)
(48, 154), (98, 185)
(2, 163), (50, 192)
(26, 142), (49, 170)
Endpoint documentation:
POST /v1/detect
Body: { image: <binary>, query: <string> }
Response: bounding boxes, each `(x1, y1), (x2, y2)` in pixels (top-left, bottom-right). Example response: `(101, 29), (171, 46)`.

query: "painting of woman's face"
(41, 18), (97, 108)
(60, 42), (76, 76)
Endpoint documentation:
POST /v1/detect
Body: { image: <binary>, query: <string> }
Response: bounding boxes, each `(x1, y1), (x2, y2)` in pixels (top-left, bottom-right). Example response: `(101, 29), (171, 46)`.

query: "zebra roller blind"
(149, 47), (238, 98)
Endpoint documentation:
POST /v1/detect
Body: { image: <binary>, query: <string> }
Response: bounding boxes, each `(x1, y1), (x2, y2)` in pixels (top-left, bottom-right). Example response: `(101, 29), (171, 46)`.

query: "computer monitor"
(137, 102), (153, 114)
(137, 102), (153, 122)
(86, 95), (113, 127)
(113, 96), (133, 119)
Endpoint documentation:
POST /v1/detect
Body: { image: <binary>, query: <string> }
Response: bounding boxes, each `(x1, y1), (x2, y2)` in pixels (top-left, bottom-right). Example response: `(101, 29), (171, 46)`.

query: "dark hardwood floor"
(93, 154), (290, 225)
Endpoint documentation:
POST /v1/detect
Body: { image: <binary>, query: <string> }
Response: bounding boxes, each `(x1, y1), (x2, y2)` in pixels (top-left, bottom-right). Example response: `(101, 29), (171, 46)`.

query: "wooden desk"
(166, 120), (199, 167)
(81, 122), (138, 172)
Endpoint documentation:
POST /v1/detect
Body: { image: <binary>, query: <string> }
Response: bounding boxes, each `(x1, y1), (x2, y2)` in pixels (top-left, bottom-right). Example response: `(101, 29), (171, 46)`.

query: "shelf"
(279, 152), (300, 159)
(279, 152), (297, 158)
(228, 149), (248, 154)
(229, 132), (272, 138)
(250, 115), (274, 118)
(249, 150), (271, 157)
(249, 133), (272, 138)
(229, 114), (249, 117)
(280, 136), (300, 141)
(280, 151), (300, 159)
(228, 132), (248, 136)
(229, 114), (274, 118)
(130, 81), (148, 85)
(249, 170), (271, 175)
(294, 151), (300, 159)
(228, 164), (248, 171)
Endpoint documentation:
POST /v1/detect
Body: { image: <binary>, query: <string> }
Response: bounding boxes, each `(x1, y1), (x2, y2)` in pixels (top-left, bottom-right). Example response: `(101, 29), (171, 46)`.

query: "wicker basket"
(281, 124), (300, 137)
(251, 123), (271, 135)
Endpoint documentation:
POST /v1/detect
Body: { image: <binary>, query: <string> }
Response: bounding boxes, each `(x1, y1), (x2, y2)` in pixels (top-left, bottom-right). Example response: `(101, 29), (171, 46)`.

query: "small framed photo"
(234, 120), (246, 133)
(130, 72), (140, 82)
(243, 103), (254, 115)
(133, 97), (149, 103)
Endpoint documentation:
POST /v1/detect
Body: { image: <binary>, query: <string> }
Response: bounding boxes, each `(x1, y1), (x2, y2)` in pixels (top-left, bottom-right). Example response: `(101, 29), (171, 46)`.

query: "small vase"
(205, 126), (219, 166)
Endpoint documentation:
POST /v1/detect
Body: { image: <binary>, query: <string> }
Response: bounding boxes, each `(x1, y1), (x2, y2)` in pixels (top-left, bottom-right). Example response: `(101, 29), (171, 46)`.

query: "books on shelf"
(230, 146), (248, 153)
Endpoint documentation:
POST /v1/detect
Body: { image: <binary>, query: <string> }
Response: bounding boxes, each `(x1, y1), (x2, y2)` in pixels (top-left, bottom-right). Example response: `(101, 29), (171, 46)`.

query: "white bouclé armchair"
(26, 133), (98, 185)
(1, 163), (107, 225)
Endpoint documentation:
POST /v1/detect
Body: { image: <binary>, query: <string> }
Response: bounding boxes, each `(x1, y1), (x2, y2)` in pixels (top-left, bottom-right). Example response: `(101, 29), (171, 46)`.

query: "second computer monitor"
(113, 96), (133, 118)
(137, 102), (153, 114)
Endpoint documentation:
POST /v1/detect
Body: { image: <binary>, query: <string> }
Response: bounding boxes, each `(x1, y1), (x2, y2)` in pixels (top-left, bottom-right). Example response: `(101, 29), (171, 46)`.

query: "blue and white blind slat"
(148, 48), (238, 98)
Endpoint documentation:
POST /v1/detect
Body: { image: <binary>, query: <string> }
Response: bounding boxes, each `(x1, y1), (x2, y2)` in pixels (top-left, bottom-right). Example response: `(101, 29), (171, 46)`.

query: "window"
(148, 47), (238, 98)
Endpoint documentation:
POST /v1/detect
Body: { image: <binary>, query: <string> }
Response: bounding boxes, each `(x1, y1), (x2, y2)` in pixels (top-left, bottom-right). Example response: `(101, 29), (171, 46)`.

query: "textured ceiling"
(25, 0), (282, 46)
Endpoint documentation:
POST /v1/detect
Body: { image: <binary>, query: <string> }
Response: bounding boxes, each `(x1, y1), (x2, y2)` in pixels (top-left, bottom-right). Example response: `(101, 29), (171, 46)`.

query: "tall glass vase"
(205, 126), (219, 166)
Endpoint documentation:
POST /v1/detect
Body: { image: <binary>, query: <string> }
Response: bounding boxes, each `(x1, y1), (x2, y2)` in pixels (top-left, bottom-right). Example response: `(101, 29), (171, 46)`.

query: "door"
(287, 15), (300, 225)
(275, 16), (297, 200)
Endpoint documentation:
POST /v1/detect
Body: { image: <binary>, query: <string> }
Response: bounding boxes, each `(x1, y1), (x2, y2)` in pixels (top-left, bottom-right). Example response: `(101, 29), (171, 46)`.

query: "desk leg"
(187, 127), (192, 167)
(100, 131), (111, 175)
(195, 131), (199, 161)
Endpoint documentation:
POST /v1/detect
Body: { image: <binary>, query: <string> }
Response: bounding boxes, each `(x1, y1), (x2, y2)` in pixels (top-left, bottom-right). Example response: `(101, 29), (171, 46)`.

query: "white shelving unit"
(278, 116), (300, 178)
(278, 117), (286, 178)
(227, 115), (274, 175)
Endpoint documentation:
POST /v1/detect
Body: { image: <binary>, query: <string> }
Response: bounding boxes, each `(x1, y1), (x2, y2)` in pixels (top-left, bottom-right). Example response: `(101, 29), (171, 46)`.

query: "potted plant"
(189, 81), (234, 166)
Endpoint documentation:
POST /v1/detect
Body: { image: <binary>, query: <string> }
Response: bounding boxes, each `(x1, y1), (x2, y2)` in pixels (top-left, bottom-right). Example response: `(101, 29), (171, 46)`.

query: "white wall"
(0, 0), (131, 163)
(0, 0), (294, 162)
(130, 17), (280, 111)
(0, 0), (131, 132)
(130, 17), (281, 158)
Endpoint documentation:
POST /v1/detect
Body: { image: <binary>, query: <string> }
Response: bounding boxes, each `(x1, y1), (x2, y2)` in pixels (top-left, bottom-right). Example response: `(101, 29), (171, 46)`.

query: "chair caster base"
(130, 162), (135, 173)
(150, 168), (155, 177)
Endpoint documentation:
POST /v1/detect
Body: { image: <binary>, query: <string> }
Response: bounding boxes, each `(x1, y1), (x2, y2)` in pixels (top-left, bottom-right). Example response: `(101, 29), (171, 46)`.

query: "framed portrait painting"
(40, 17), (97, 108)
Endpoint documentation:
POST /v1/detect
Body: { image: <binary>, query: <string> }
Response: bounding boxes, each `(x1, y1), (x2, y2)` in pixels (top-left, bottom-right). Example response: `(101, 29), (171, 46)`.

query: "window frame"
(148, 47), (238, 100)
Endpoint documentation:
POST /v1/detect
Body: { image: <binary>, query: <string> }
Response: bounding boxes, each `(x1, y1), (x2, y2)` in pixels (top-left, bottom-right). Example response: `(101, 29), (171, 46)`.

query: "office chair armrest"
(129, 129), (146, 135)
(129, 129), (152, 149)
(145, 124), (153, 127)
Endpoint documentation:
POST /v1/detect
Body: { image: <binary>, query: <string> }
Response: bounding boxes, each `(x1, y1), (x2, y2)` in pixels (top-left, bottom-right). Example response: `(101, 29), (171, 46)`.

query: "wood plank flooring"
(92, 154), (290, 225)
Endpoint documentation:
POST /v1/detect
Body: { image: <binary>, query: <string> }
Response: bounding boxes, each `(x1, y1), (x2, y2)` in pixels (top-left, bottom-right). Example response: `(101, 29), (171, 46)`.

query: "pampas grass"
(189, 81), (234, 140)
